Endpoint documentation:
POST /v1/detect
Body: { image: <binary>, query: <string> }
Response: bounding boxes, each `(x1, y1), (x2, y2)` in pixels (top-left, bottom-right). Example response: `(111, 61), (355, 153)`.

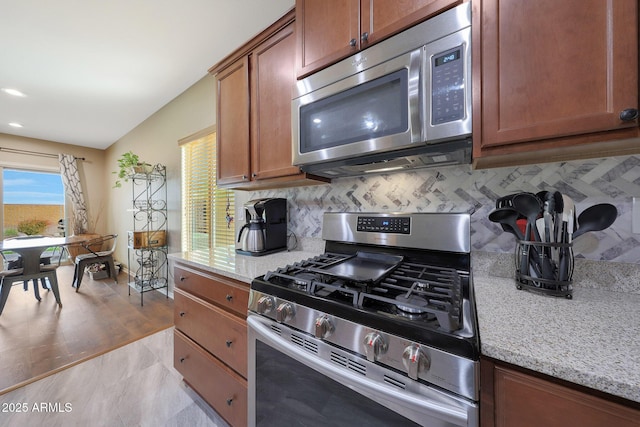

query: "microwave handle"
(408, 48), (424, 144)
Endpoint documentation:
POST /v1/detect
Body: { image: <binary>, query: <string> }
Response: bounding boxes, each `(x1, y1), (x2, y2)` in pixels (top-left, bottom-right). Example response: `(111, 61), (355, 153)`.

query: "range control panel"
(357, 216), (411, 234)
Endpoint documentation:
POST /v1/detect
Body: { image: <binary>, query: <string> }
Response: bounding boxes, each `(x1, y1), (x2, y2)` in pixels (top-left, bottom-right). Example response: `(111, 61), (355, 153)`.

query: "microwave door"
(292, 48), (423, 167)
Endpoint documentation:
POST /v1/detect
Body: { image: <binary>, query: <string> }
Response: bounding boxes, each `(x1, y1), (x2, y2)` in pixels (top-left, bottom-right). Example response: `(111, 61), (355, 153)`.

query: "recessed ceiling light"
(1, 88), (26, 97)
(8, 122), (23, 128)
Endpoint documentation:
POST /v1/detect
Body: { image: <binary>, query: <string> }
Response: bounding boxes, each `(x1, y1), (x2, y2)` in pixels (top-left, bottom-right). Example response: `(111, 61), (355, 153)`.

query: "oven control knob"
(314, 316), (334, 339)
(276, 302), (295, 323)
(402, 345), (430, 380)
(256, 296), (275, 315)
(363, 332), (388, 362)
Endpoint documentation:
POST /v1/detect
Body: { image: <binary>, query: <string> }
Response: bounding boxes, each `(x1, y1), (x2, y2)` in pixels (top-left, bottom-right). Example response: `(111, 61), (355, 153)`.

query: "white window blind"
(180, 129), (235, 260)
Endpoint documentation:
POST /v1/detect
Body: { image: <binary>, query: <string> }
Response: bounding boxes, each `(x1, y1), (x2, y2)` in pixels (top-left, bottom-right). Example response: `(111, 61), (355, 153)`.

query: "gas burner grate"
(262, 253), (465, 332)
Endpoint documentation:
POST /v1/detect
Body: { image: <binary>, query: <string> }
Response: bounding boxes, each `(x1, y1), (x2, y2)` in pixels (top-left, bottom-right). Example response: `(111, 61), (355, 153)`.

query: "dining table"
(0, 235), (88, 313)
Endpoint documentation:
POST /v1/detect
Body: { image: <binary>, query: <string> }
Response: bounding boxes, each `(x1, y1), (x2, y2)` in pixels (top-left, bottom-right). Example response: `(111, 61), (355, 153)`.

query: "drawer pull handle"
(620, 108), (639, 122)
(226, 398), (233, 406)
(179, 276), (186, 282)
(179, 311), (186, 317)
(179, 357), (185, 363)
(226, 340), (233, 348)
(225, 294), (233, 302)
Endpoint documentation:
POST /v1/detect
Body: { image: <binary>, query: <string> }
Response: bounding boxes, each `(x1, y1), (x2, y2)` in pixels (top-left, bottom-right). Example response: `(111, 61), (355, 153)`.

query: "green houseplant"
(113, 151), (153, 188)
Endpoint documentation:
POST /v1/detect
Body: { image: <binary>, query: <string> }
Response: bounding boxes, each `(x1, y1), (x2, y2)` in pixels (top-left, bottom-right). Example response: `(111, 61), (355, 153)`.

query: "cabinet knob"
(620, 108), (639, 122)
(226, 398), (234, 406)
(179, 311), (185, 317)
(242, 175), (248, 180)
(349, 38), (357, 47)
(179, 357), (185, 363)
(361, 32), (369, 42)
(225, 294), (233, 302)
(179, 276), (186, 282)
(226, 340), (233, 348)
(252, 173), (257, 178)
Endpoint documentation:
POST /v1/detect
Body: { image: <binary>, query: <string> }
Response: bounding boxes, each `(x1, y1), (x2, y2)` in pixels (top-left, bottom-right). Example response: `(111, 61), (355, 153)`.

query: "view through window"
(0, 168), (64, 244)
(2, 168), (65, 240)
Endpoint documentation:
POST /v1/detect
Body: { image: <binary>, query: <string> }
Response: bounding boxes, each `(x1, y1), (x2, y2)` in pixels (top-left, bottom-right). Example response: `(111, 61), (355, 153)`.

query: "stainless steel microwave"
(292, 3), (472, 178)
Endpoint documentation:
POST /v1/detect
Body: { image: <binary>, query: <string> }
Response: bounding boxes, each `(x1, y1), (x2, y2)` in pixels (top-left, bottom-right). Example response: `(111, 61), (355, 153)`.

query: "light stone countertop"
(474, 276), (640, 404)
(168, 248), (323, 285)
(168, 248), (640, 404)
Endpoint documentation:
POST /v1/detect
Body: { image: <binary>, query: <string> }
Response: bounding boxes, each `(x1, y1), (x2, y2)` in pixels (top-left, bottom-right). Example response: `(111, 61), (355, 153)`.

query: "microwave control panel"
(357, 216), (411, 234)
(431, 46), (465, 125)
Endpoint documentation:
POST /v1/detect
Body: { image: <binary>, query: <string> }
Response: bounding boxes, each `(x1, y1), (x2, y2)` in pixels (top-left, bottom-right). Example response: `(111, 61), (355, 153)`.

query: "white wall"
(104, 74), (216, 268)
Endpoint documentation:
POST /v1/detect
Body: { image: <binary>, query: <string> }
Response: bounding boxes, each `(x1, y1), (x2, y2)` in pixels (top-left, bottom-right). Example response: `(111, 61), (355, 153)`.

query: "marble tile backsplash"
(239, 154), (640, 264)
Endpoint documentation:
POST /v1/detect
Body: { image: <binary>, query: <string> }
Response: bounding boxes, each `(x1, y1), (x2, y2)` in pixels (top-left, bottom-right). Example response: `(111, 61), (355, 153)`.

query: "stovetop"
(251, 240), (480, 360)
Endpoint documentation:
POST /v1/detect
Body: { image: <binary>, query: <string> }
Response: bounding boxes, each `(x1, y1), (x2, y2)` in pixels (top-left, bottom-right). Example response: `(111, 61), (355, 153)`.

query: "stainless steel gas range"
(247, 212), (480, 427)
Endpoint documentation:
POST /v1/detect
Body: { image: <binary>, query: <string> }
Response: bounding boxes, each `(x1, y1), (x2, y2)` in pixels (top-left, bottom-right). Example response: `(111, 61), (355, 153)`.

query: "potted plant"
(113, 151), (153, 188)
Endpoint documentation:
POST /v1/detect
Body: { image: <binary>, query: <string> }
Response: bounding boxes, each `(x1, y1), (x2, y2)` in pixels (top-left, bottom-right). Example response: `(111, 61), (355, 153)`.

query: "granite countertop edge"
(168, 249), (640, 404)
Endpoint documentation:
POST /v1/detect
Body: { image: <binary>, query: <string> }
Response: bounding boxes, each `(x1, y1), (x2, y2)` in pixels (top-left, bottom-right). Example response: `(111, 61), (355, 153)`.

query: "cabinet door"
(216, 57), (250, 185)
(174, 288), (248, 378)
(361, 0), (461, 45)
(479, 0), (638, 149)
(296, 0), (360, 78)
(174, 265), (249, 317)
(492, 365), (640, 427)
(250, 22), (302, 180)
(174, 330), (247, 427)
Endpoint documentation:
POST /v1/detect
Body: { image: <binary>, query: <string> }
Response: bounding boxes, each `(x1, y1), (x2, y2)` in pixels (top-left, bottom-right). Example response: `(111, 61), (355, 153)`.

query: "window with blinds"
(180, 128), (235, 261)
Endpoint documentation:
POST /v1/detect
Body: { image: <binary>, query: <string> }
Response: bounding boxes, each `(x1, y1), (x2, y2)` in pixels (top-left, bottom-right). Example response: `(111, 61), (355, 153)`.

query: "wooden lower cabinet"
(173, 262), (250, 427)
(174, 330), (247, 427)
(481, 358), (640, 427)
(174, 288), (247, 378)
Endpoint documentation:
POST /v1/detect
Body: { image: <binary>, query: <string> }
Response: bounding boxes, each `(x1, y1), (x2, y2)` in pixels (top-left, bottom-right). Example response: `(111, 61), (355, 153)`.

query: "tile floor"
(0, 327), (229, 427)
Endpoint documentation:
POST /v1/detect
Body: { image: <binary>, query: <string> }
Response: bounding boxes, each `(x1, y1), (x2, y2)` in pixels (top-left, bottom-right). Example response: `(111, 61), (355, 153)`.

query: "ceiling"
(0, 0), (294, 150)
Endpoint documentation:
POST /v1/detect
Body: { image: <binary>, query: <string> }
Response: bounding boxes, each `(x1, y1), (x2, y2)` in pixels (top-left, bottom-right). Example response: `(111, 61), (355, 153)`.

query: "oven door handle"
(248, 315), (474, 427)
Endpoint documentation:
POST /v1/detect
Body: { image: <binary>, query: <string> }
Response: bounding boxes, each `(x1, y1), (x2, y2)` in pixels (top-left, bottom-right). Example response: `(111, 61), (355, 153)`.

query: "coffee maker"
(236, 198), (287, 256)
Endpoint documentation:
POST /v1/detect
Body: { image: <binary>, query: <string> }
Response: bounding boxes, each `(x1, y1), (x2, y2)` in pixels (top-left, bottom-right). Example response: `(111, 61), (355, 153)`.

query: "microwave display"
(435, 50), (461, 66)
(431, 46), (465, 125)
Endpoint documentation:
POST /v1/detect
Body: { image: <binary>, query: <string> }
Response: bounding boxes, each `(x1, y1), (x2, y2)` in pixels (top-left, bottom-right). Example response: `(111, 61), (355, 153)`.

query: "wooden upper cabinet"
(216, 57), (250, 186)
(250, 22), (301, 181)
(474, 0), (639, 165)
(211, 9), (329, 190)
(296, 0), (461, 78)
(296, 0), (359, 78)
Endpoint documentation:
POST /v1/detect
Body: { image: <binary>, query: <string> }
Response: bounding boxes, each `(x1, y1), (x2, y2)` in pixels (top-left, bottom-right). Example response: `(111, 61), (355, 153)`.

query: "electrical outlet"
(633, 198), (640, 234)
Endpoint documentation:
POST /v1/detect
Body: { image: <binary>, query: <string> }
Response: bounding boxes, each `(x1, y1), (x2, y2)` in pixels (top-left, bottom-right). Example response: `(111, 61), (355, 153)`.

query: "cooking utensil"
(489, 207), (525, 240)
(558, 194), (575, 282)
(572, 203), (618, 239)
(542, 194), (555, 280)
(513, 193), (544, 280)
(513, 193), (543, 241)
(552, 191), (564, 263)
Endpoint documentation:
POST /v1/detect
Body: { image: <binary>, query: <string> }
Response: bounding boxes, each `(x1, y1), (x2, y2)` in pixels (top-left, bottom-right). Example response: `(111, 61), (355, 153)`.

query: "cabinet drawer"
(174, 288), (247, 377)
(174, 265), (249, 317)
(174, 330), (247, 427)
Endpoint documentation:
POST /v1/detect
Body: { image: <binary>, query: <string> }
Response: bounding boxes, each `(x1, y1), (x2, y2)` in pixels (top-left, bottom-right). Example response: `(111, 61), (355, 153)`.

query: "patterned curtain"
(58, 154), (88, 235)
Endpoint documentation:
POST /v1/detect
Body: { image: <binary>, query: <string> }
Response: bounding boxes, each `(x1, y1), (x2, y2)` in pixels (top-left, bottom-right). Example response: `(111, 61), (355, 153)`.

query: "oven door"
(248, 314), (478, 427)
(292, 48), (423, 167)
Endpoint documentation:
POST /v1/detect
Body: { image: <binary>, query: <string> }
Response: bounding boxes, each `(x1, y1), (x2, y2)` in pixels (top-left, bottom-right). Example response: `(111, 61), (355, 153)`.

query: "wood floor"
(0, 264), (174, 394)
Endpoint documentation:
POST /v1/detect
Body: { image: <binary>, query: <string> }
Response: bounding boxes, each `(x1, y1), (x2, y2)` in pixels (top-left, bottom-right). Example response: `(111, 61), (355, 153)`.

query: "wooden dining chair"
(72, 234), (118, 291)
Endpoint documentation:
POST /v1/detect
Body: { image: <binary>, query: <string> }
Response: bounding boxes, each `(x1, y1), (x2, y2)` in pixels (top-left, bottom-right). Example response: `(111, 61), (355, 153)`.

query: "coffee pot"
(237, 198), (287, 256)
(238, 203), (266, 252)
